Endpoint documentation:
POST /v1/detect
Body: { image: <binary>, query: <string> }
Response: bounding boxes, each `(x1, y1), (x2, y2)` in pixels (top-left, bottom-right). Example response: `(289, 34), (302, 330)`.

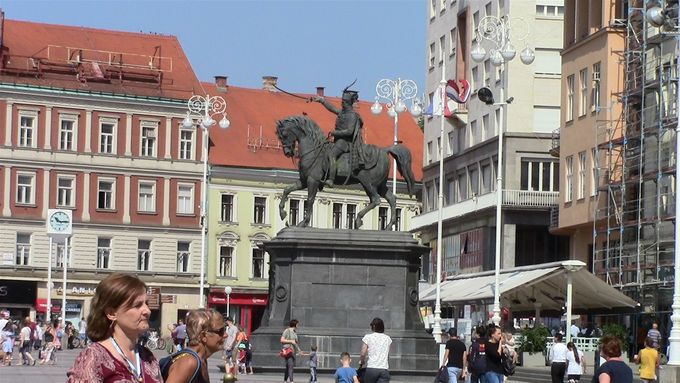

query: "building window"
(179, 129), (194, 160)
(378, 206), (389, 230)
(469, 165), (479, 196)
(177, 241), (190, 273)
(481, 163), (492, 194)
(567, 75), (575, 122)
(482, 114), (491, 141)
(97, 178), (115, 210)
(333, 203), (343, 229)
(457, 171), (468, 201)
(15, 233), (31, 265)
(520, 160), (559, 192)
(578, 151), (586, 199)
(56, 242), (72, 268)
(592, 62), (601, 113)
(252, 248), (266, 278)
(138, 181), (156, 213)
(429, 0), (436, 19)
(219, 246), (234, 277)
(471, 67), (479, 90)
(57, 176), (75, 207)
(439, 35), (445, 64)
(457, 125), (467, 152)
(59, 118), (76, 151)
(137, 240), (151, 271)
(449, 28), (456, 56)
(591, 148), (599, 196)
(429, 43), (436, 68)
(426, 141), (433, 164)
(395, 208), (402, 231)
(566, 156), (574, 202)
(289, 199), (301, 226)
(253, 196), (266, 224)
(97, 237), (111, 269)
(177, 184), (194, 215)
(18, 113), (36, 147)
(100, 120), (116, 154)
(346, 203), (357, 230)
(221, 194), (234, 222)
(16, 172), (35, 205)
(471, 120), (479, 146)
(140, 123), (157, 157)
(579, 69), (588, 117)
(484, 60), (491, 86)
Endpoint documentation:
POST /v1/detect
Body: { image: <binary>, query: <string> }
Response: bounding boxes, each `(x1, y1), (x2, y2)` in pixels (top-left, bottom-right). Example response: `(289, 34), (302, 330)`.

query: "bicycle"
(145, 330), (166, 350)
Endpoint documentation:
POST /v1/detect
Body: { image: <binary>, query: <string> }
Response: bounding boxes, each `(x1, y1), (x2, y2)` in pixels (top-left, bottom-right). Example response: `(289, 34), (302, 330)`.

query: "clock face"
(49, 211), (70, 232)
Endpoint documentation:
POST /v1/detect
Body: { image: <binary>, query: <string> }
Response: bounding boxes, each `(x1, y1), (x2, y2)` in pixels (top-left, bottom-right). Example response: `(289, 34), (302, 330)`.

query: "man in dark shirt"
(485, 325), (505, 383)
(441, 328), (467, 383)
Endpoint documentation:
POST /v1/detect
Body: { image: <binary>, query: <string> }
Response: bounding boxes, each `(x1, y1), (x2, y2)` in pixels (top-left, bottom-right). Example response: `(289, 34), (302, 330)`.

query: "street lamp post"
(224, 286), (232, 318)
(183, 95), (230, 308)
(371, 78), (422, 195)
(471, 15), (534, 326)
(562, 260), (586, 343)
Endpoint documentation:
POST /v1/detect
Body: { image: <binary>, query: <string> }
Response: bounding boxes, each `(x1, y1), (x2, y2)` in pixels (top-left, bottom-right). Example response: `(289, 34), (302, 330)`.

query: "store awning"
(35, 298), (61, 313)
(419, 261), (638, 312)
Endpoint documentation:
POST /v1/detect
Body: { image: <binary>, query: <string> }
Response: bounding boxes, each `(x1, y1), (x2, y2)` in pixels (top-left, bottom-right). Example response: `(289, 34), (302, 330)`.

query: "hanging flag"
(446, 79), (471, 104)
(424, 84), (454, 117)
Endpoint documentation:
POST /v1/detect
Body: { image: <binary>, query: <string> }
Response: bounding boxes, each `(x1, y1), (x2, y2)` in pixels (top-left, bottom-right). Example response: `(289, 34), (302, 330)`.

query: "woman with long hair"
(19, 317), (35, 365)
(67, 273), (162, 383)
(566, 341), (586, 382)
(164, 309), (225, 383)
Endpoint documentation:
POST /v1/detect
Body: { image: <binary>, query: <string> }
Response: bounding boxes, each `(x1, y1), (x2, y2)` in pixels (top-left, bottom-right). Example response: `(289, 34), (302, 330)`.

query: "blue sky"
(0, 0), (426, 100)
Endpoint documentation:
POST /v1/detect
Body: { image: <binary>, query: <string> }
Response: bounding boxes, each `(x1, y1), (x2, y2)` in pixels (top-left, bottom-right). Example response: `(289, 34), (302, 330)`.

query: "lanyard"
(110, 337), (143, 382)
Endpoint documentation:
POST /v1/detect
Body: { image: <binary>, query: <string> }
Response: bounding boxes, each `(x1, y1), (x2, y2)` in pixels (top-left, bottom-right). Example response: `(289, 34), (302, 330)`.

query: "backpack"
(467, 339), (487, 374)
(44, 331), (54, 343)
(159, 348), (202, 382)
(501, 350), (515, 376)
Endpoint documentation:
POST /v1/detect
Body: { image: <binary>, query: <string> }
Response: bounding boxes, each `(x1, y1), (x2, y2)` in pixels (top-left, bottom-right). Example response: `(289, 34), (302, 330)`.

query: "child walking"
(334, 352), (360, 383)
(309, 345), (318, 383)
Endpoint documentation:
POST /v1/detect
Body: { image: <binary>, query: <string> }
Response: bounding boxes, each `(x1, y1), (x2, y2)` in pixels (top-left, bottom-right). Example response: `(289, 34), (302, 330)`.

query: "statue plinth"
(251, 227), (438, 372)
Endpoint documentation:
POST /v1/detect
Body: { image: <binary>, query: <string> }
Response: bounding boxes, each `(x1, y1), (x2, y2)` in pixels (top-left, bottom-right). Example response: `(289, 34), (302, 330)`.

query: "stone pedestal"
(251, 227), (438, 372)
(660, 365), (680, 383)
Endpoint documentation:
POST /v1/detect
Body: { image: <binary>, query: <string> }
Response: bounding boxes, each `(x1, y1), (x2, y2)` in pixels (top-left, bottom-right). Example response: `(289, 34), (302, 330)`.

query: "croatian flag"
(424, 79), (470, 117)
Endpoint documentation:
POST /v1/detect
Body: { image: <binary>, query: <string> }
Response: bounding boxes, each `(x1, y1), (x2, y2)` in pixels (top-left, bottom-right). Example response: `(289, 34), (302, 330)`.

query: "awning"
(208, 293), (268, 306)
(35, 298), (61, 313)
(419, 261), (639, 312)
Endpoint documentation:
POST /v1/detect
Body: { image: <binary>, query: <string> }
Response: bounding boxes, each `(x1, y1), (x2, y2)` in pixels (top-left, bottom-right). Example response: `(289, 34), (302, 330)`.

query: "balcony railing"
(502, 190), (559, 208)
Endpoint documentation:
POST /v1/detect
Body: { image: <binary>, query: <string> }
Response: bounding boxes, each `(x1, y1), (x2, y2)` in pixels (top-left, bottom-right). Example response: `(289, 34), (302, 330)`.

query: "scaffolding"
(593, 0), (679, 312)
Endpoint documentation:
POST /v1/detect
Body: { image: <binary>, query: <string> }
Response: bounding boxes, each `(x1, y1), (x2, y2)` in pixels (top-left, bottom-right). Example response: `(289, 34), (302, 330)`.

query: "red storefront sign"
(35, 298), (61, 313)
(207, 293), (267, 306)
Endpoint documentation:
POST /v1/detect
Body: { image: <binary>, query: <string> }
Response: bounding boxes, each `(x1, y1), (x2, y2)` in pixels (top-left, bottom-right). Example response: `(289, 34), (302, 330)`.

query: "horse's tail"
(387, 144), (416, 197)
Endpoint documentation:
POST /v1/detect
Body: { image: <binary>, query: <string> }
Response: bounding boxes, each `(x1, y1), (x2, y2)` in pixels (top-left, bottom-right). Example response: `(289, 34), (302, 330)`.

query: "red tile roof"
(0, 19), (202, 100)
(205, 83), (423, 181)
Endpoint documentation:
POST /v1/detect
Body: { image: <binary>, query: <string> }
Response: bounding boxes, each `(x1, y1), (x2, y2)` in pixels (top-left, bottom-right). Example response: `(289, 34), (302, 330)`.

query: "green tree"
(519, 325), (551, 354)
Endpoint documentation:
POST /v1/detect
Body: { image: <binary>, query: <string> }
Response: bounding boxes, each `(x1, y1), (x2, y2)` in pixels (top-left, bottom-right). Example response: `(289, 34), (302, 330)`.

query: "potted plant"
(518, 325), (551, 367)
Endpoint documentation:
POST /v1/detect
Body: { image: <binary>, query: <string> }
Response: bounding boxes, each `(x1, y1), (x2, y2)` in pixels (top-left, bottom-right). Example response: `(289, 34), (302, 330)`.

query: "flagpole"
(432, 60), (446, 343)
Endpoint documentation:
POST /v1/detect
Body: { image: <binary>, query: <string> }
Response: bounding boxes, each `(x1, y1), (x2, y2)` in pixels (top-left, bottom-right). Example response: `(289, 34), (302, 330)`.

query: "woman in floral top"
(67, 273), (162, 383)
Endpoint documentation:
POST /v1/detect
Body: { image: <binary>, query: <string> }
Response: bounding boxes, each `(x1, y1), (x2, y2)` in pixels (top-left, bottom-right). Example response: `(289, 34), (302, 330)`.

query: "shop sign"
(160, 294), (176, 304)
(147, 294), (160, 310)
(57, 286), (96, 296)
(0, 280), (37, 304)
(65, 302), (82, 313)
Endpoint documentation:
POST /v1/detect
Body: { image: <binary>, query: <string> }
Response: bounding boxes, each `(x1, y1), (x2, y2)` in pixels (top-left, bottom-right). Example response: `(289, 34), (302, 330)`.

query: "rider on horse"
(311, 84), (366, 187)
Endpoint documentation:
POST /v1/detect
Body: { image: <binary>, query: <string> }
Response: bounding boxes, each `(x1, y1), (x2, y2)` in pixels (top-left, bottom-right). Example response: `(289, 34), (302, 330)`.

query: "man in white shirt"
(548, 333), (569, 383)
(570, 323), (581, 339)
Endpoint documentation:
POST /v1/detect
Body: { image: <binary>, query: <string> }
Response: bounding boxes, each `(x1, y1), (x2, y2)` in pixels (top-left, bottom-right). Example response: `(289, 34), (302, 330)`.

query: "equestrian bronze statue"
(275, 86), (416, 230)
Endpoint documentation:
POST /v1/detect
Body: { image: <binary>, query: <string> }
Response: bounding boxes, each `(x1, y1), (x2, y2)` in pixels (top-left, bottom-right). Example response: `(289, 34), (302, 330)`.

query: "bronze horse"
(276, 115), (416, 230)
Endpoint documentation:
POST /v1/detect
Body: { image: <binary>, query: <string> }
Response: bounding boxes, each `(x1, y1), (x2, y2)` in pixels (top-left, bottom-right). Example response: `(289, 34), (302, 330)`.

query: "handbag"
(434, 366), (449, 383)
(278, 347), (294, 358)
(501, 351), (516, 376)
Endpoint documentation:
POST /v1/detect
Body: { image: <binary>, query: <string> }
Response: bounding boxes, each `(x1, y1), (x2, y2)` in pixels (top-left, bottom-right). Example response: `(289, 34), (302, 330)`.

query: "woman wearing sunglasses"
(165, 309), (225, 383)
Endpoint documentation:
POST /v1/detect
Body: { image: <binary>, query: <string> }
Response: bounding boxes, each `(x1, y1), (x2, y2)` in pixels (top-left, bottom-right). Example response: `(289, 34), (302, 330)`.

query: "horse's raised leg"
(299, 179), (320, 227)
(378, 182), (397, 230)
(354, 177), (382, 229)
(279, 180), (304, 224)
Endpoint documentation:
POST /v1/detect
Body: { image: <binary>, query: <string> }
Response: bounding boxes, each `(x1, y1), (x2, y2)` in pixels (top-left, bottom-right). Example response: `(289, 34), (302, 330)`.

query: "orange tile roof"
(205, 83), (423, 181)
(0, 19), (202, 100)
